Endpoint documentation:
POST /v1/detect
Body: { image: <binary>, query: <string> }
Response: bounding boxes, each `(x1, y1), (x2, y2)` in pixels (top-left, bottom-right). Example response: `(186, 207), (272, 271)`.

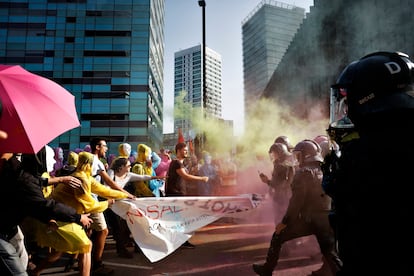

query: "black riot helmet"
(274, 135), (294, 151)
(268, 142), (288, 156)
(268, 142), (291, 163)
(331, 51), (414, 127)
(293, 139), (323, 164)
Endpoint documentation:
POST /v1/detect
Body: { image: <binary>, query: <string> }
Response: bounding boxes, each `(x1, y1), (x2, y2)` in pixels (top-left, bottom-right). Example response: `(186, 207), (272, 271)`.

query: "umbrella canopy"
(0, 64), (80, 154)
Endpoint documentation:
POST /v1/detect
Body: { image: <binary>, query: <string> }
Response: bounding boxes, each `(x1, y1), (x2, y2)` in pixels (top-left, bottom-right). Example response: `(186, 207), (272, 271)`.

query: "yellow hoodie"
(50, 152), (128, 214)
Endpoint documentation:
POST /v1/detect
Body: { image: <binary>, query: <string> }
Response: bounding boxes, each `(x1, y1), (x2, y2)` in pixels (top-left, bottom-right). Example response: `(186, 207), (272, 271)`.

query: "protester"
(154, 148), (172, 196)
(252, 139), (340, 276)
(106, 153), (116, 170)
(216, 152), (238, 196)
(149, 150), (163, 197)
(131, 144), (162, 197)
(117, 143), (131, 158)
(197, 153), (220, 196)
(51, 147), (64, 177)
(55, 151), (79, 177)
(50, 151), (131, 274)
(0, 146), (91, 276)
(129, 150), (137, 165)
(165, 142), (208, 248)
(183, 153), (201, 195)
(25, 147), (92, 276)
(0, 99), (27, 276)
(325, 51), (413, 276)
(166, 142), (208, 196)
(88, 138), (134, 275)
(83, 145), (91, 153)
(106, 157), (165, 258)
(45, 151), (79, 272)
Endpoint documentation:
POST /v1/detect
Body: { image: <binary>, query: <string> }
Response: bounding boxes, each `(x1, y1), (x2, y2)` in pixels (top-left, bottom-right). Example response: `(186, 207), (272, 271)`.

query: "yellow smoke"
(174, 91), (235, 156)
(174, 91), (329, 169)
(236, 97), (329, 168)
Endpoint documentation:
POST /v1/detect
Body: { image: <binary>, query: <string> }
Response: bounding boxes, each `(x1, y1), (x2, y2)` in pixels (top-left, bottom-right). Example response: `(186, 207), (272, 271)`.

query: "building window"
(66, 17), (76, 23)
(65, 37), (75, 43)
(64, 57), (74, 63)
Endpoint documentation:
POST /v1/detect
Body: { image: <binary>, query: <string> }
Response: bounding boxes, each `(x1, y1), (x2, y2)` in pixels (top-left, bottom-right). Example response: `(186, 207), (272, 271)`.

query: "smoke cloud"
(175, 91), (329, 170)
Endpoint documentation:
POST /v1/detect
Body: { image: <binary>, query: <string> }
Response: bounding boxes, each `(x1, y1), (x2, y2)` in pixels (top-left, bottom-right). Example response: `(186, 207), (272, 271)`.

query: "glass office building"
(242, 0), (305, 114)
(0, 0), (165, 153)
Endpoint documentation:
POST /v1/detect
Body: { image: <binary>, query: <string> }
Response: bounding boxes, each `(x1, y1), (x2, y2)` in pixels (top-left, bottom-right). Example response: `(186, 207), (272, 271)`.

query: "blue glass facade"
(0, 0), (165, 153)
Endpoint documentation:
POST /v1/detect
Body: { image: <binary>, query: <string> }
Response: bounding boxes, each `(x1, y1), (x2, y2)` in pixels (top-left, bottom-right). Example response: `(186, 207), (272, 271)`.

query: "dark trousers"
(264, 215), (340, 275)
(104, 208), (131, 252)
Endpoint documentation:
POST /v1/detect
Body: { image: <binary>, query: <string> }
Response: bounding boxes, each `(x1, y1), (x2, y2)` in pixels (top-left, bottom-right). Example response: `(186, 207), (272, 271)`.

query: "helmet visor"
(268, 152), (276, 162)
(329, 87), (354, 129)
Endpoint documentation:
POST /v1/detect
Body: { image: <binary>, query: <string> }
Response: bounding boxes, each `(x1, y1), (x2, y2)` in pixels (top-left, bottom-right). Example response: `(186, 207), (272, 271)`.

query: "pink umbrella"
(0, 64), (80, 154)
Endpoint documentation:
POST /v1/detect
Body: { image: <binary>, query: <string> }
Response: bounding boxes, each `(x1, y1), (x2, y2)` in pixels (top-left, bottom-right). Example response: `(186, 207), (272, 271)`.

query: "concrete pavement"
(38, 219), (324, 276)
(36, 199), (329, 275)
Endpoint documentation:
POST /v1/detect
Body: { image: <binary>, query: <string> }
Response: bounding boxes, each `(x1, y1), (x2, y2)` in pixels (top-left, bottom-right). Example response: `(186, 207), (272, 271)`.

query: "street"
(40, 200), (325, 276)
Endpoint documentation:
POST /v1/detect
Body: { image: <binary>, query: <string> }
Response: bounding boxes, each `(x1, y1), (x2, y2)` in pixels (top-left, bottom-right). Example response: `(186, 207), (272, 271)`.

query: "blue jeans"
(0, 232), (28, 276)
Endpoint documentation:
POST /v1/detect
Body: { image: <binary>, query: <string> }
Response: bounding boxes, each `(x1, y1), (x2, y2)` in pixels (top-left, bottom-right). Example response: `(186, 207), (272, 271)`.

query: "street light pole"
(198, 0), (206, 111)
(197, 0), (206, 154)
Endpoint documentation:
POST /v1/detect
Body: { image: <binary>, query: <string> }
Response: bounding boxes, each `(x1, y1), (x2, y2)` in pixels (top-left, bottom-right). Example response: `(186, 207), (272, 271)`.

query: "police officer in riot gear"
(253, 139), (340, 276)
(326, 51), (413, 276)
(259, 142), (296, 225)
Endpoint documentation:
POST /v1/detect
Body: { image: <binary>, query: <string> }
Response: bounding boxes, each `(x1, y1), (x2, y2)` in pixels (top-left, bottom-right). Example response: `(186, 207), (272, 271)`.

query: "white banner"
(111, 194), (263, 262)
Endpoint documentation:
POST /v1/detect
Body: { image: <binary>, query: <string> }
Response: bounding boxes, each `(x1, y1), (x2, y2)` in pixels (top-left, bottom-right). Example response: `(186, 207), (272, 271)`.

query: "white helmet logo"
(384, 61), (401, 74)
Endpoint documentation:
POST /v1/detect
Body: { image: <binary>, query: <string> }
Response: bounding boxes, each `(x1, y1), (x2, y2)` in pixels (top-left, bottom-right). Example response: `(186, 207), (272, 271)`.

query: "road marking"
(103, 261), (153, 270)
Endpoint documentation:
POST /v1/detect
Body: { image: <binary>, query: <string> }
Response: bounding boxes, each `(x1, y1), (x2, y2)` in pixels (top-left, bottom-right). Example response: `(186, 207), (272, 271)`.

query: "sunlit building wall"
(242, 0), (305, 114)
(174, 44), (222, 140)
(263, 0), (414, 122)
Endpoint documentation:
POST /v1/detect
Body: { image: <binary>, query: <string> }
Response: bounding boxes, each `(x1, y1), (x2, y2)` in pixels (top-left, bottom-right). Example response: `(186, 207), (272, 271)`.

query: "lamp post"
(198, 0), (206, 111)
(197, 0), (206, 155)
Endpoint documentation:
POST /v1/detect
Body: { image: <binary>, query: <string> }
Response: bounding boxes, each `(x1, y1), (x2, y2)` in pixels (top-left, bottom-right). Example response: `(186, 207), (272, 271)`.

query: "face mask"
(45, 145), (56, 173)
(57, 148), (64, 160)
(119, 143), (131, 157)
(204, 156), (212, 164)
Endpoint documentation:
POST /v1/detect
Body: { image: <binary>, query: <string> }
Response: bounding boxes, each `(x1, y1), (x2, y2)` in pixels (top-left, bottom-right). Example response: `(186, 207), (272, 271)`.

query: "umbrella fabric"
(0, 65), (80, 154)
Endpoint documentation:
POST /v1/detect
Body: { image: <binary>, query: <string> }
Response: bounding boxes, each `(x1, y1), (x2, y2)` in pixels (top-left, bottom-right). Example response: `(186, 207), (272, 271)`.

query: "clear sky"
(163, 0), (314, 135)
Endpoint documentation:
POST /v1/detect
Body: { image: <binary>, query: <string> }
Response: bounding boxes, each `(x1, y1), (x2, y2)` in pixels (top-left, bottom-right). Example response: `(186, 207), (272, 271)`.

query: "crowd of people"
(1, 51), (411, 276)
(0, 133), (240, 275)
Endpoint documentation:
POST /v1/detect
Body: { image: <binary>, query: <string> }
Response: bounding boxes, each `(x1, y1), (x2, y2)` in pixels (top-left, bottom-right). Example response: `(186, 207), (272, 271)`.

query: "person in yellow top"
(38, 151), (132, 276)
(50, 151), (131, 215)
(22, 147), (93, 276)
(118, 142), (132, 158)
(131, 143), (156, 197)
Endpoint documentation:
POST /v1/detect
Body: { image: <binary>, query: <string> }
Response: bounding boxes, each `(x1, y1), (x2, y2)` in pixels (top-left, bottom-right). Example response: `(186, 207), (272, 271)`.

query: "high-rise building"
(242, 0), (305, 113)
(0, 0), (165, 153)
(174, 44), (222, 140)
(263, 0), (414, 121)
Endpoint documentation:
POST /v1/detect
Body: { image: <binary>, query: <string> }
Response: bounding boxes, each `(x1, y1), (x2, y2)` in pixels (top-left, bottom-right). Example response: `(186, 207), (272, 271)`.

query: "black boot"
(252, 263), (273, 276)
(253, 232), (283, 275)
